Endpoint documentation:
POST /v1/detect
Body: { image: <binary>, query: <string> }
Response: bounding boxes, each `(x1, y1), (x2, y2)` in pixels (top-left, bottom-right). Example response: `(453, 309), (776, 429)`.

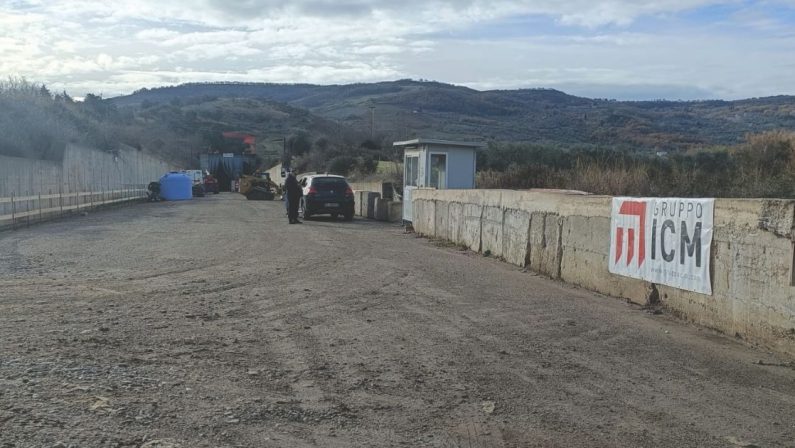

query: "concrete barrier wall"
(352, 189), (402, 223)
(1, 144), (171, 198)
(349, 181), (386, 195)
(1, 144), (174, 228)
(349, 181), (395, 200)
(353, 191), (381, 218)
(413, 189), (795, 355)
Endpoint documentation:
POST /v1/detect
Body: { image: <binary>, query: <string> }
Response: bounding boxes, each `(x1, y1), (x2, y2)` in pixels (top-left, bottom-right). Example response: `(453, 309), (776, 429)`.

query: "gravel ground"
(1, 193), (794, 448)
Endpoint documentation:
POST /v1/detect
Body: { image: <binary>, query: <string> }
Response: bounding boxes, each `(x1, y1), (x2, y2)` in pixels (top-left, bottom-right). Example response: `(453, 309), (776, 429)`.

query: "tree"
(327, 156), (357, 175)
(360, 139), (380, 150)
(288, 133), (312, 156)
(314, 137), (330, 152)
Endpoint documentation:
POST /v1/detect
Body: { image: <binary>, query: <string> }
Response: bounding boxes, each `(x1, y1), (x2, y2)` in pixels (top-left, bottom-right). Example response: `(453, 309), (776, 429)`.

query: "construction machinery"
(239, 171), (280, 200)
(222, 132), (257, 154)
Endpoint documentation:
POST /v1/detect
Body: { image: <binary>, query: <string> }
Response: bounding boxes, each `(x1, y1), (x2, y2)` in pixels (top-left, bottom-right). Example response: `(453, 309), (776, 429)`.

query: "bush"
(477, 131), (795, 198)
(326, 156), (357, 175)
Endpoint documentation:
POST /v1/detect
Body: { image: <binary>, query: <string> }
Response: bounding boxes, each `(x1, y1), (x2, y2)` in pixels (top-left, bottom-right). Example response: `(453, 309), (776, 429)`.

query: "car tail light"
(308, 186), (318, 195)
(345, 187), (353, 196)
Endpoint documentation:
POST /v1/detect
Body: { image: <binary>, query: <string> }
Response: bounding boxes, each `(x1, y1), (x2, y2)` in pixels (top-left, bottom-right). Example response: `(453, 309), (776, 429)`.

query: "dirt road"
(1, 194), (794, 448)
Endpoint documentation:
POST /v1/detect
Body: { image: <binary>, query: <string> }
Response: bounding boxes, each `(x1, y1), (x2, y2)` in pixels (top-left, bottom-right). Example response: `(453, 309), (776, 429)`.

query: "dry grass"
(567, 160), (650, 196)
(477, 131), (795, 198)
(476, 162), (649, 196)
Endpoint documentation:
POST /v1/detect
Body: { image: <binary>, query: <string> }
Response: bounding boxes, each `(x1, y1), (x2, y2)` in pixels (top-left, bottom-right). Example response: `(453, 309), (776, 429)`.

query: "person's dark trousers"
(288, 195), (300, 223)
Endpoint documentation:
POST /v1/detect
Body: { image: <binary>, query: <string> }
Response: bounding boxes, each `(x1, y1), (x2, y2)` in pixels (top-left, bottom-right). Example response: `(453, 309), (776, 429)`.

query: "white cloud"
(354, 45), (405, 55)
(96, 53), (113, 69)
(135, 28), (181, 41)
(1, 0), (794, 99)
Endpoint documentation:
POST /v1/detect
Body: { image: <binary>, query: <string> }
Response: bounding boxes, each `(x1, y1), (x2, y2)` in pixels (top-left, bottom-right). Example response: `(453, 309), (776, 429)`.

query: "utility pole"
(368, 104), (375, 140)
(272, 137), (288, 174)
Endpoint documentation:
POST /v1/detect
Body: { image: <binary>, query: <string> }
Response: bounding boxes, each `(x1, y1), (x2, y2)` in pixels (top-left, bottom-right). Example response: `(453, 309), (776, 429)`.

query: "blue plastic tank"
(159, 172), (193, 201)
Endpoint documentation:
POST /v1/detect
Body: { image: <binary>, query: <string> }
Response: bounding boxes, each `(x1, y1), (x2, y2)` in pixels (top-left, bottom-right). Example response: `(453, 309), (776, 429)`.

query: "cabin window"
(430, 153), (447, 189)
(405, 156), (419, 187)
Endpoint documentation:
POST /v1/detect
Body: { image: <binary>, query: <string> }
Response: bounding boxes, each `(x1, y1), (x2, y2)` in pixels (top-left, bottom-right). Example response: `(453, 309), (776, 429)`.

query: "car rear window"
(311, 177), (349, 190)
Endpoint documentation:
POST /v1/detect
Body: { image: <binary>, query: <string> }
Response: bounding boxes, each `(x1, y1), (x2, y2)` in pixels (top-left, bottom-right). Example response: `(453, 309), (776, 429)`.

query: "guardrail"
(0, 186), (147, 230)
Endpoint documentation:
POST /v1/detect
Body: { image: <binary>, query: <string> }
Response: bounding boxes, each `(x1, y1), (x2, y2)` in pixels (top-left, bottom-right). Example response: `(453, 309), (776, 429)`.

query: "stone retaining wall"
(413, 189), (795, 355)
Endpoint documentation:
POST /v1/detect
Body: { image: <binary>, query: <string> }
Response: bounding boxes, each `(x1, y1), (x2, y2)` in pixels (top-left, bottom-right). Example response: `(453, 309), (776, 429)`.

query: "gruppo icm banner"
(609, 197), (714, 295)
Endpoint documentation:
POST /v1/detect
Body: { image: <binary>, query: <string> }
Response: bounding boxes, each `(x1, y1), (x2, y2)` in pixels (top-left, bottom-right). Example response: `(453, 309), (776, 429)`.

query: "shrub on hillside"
(477, 131), (795, 198)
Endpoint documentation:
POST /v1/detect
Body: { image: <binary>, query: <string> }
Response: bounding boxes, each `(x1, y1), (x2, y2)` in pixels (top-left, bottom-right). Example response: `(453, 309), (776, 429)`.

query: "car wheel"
(343, 212), (354, 221)
(331, 213), (339, 220)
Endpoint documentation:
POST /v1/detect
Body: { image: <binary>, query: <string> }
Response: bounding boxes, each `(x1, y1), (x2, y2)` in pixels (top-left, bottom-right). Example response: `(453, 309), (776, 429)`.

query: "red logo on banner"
(615, 201), (647, 267)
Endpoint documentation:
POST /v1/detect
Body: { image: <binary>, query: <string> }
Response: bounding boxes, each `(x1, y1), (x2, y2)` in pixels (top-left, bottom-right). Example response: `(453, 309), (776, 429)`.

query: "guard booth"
(393, 138), (482, 223)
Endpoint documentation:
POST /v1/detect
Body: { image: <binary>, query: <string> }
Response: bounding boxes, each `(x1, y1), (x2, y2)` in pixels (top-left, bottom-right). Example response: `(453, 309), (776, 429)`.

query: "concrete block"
(541, 213), (563, 278)
(387, 201), (402, 223)
(502, 208), (531, 266)
(461, 203), (482, 252)
(676, 228), (793, 346)
(481, 205), (503, 257)
(559, 214), (647, 304)
(527, 211), (546, 273)
(528, 212), (562, 278)
(413, 199), (436, 236)
(354, 191), (369, 216)
(365, 192), (380, 219)
(448, 202), (464, 246)
(374, 197), (389, 221)
(434, 200), (450, 240)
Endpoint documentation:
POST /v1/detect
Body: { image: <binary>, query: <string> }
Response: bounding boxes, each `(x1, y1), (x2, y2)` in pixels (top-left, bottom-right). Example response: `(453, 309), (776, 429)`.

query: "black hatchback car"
(299, 175), (355, 221)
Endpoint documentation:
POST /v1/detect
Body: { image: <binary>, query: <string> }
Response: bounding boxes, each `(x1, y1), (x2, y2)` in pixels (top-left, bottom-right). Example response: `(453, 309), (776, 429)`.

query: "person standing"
(284, 172), (303, 224)
(284, 189), (289, 216)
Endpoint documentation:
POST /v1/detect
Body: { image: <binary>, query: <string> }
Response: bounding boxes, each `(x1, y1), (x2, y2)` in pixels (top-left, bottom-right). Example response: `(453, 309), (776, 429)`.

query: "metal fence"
(0, 144), (173, 231)
(0, 187), (148, 230)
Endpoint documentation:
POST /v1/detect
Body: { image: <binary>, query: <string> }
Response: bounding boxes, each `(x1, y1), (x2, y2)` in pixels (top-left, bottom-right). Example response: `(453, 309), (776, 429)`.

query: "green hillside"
(111, 80), (795, 152)
(9, 78), (795, 196)
(0, 80), (368, 171)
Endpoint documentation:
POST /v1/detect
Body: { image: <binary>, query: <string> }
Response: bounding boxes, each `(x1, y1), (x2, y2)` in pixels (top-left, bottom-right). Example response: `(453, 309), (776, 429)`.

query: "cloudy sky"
(2, 0), (795, 100)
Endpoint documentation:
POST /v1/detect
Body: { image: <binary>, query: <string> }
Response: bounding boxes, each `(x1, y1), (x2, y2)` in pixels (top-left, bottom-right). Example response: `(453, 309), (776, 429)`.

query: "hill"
(0, 79), (196, 165)
(8, 78), (795, 197)
(111, 80), (795, 152)
(0, 79), (367, 171)
(131, 95), (365, 161)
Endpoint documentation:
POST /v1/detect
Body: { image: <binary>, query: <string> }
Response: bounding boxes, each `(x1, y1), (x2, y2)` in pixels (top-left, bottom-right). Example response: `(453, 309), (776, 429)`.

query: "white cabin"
(394, 138), (483, 223)
(394, 138), (482, 190)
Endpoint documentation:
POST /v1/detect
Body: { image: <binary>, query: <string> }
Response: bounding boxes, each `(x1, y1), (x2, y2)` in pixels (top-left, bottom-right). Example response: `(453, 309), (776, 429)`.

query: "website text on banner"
(609, 197), (714, 295)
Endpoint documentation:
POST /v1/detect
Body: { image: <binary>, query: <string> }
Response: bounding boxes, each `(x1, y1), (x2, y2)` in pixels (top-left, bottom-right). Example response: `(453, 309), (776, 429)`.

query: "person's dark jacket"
(284, 174), (303, 199)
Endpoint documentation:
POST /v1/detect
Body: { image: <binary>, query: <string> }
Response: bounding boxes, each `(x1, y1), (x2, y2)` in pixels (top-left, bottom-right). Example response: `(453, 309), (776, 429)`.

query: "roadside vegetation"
(477, 131), (795, 198)
(6, 78), (795, 198)
(0, 78), (384, 176)
(0, 78), (199, 164)
(0, 78), (78, 160)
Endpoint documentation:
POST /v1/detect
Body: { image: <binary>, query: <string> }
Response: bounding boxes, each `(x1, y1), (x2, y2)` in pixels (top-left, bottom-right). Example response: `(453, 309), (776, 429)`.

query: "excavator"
(239, 171), (280, 200)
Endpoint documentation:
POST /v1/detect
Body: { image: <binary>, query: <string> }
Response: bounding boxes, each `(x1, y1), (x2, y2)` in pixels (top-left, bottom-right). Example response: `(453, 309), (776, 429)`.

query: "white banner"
(609, 197), (714, 295)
